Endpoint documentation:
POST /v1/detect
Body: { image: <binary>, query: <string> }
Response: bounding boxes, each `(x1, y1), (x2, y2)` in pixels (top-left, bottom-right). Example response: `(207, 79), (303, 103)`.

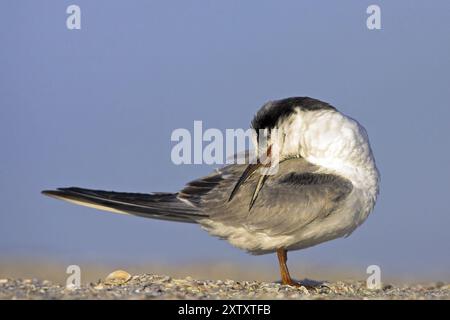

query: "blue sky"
(1, 1), (449, 280)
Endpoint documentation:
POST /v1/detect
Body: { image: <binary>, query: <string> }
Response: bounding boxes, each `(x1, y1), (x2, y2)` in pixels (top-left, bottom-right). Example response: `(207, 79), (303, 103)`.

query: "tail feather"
(42, 187), (207, 223)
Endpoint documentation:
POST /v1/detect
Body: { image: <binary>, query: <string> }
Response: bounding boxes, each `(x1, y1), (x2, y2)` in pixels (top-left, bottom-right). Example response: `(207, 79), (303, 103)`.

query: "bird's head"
(251, 97), (377, 185)
(251, 97), (336, 163)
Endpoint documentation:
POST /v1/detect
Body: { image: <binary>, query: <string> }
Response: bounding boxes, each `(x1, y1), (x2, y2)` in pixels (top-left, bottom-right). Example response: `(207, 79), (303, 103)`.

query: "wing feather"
(179, 157), (353, 236)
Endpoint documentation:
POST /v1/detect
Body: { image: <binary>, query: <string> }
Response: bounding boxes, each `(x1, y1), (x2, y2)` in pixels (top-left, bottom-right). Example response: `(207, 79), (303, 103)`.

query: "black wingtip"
(42, 187), (83, 195)
(41, 189), (67, 198)
(42, 189), (57, 196)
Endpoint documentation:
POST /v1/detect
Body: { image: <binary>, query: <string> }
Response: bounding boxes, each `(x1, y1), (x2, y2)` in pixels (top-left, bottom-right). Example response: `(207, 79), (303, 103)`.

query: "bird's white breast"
(276, 109), (379, 225)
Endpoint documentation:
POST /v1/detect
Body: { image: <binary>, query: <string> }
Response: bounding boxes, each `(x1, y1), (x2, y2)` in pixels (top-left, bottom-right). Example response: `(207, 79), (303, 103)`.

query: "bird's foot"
(281, 279), (328, 292)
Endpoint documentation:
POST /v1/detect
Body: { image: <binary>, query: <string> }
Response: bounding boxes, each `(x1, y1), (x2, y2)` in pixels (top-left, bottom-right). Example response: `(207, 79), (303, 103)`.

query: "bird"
(42, 97), (379, 288)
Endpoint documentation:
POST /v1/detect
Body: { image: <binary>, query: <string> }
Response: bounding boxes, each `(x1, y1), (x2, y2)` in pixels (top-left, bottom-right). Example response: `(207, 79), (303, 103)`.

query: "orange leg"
(276, 249), (322, 290)
(276, 248), (297, 286)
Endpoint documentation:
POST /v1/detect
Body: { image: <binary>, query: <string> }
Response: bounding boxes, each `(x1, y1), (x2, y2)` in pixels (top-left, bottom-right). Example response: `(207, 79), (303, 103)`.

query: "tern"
(42, 97), (379, 287)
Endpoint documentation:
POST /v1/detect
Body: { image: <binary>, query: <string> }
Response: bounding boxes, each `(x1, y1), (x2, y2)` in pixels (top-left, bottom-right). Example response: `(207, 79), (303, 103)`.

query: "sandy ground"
(1, 273), (449, 300)
(1, 260), (449, 299)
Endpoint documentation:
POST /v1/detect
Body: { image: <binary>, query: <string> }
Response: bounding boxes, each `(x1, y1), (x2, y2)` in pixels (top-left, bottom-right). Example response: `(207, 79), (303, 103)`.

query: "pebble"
(93, 284), (104, 290)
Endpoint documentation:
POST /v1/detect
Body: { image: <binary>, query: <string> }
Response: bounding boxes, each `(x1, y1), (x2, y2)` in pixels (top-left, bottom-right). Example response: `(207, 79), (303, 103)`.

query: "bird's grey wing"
(178, 157), (353, 236)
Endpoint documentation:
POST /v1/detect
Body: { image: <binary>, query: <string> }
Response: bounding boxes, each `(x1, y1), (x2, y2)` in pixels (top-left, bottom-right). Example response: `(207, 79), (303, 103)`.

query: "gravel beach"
(1, 274), (449, 300)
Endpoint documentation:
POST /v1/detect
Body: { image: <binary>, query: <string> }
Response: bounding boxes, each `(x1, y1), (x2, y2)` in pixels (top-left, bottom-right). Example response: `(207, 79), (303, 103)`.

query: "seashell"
(105, 270), (132, 285)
